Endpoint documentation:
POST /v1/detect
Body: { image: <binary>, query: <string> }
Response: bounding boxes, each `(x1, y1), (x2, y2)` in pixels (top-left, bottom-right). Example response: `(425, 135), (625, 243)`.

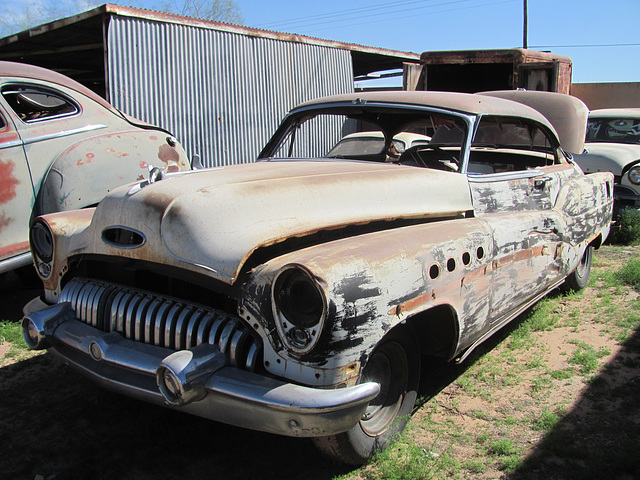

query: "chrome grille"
(59, 277), (262, 371)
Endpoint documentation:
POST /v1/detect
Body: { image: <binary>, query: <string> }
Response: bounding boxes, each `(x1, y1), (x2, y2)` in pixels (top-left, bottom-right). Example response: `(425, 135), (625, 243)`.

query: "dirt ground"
(1, 247), (639, 480)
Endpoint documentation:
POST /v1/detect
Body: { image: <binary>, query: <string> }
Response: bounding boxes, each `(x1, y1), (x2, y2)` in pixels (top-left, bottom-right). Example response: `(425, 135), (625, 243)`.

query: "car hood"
(576, 143), (640, 175)
(89, 160), (473, 284)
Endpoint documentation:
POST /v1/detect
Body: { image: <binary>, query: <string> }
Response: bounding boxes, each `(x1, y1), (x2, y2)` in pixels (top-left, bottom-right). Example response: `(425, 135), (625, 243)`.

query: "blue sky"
(4, 0), (639, 85)
(237, 0), (640, 85)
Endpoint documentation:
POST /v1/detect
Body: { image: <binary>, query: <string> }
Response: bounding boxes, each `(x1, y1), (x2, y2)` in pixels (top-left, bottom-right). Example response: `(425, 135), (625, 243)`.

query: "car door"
(469, 166), (568, 327)
(0, 107), (34, 271)
(466, 117), (569, 327)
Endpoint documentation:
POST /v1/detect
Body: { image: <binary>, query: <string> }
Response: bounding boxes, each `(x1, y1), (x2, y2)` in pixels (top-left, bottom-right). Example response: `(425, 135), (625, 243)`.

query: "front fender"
(241, 218), (494, 388)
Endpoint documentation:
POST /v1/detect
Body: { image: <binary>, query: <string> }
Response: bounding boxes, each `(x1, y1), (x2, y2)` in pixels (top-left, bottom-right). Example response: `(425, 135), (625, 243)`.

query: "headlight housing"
(30, 220), (54, 278)
(628, 165), (640, 185)
(272, 266), (326, 354)
(31, 221), (53, 262)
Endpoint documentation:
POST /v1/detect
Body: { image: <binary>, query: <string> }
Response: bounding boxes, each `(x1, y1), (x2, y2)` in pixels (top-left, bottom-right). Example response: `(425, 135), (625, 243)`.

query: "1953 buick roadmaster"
(23, 90), (613, 464)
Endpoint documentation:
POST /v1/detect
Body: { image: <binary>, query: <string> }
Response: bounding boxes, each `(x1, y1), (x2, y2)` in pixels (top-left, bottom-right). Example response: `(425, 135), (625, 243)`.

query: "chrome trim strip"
(21, 124), (107, 145)
(0, 252), (32, 275)
(0, 139), (24, 150)
(467, 169), (544, 183)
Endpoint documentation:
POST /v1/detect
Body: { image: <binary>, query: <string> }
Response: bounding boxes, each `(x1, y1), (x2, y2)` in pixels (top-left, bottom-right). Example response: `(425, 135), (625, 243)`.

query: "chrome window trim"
(1, 83), (81, 124)
(467, 169), (544, 183)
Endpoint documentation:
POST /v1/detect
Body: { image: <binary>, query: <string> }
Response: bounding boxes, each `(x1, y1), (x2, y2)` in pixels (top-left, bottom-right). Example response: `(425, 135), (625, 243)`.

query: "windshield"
(264, 108), (467, 170)
(586, 117), (640, 145)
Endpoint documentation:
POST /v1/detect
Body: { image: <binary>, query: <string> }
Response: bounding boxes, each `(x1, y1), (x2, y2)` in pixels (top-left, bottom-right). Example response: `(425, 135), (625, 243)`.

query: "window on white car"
(2, 84), (79, 123)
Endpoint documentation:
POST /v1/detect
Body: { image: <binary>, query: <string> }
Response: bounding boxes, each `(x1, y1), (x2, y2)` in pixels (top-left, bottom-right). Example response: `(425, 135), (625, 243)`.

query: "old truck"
(404, 48), (572, 94)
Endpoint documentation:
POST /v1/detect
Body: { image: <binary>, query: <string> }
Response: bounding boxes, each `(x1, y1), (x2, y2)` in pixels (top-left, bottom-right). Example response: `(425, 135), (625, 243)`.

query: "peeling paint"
(0, 160), (18, 204)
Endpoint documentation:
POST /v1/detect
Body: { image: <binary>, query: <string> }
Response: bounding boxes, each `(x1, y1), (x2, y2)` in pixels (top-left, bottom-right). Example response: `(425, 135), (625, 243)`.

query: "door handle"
(534, 176), (553, 189)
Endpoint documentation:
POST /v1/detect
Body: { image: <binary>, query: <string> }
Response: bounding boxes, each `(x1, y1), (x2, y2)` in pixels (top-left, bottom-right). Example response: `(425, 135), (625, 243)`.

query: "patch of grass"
(528, 303), (561, 332)
(469, 408), (487, 420)
(0, 320), (29, 361)
(0, 320), (23, 344)
(550, 368), (574, 380)
(531, 375), (553, 393)
(364, 441), (453, 480)
(568, 341), (611, 375)
(461, 458), (486, 474)
(488, 438), (518, 456)
(618, 259), (640, 290)
(533, 408), (559, 431)
(488, 439), (521, 472)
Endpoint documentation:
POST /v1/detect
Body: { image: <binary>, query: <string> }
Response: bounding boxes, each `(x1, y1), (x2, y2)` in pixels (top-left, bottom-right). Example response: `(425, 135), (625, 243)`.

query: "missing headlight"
(31, 221), (54, 263)
(272, 266), (326, 354)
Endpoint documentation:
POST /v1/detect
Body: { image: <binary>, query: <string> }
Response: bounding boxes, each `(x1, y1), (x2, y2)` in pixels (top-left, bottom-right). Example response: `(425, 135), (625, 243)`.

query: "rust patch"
(388, 243), (560, 316)
(0, 241), (29, 259)
(0, 160), (19, 204)
(106, 148), (130, 157)
(158, 144), (180, 165)
(76, 153), (95, 166)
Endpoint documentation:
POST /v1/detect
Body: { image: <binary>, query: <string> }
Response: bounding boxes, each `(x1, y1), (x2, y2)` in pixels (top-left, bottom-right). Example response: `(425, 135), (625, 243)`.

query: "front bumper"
(22, 301), (380, 438)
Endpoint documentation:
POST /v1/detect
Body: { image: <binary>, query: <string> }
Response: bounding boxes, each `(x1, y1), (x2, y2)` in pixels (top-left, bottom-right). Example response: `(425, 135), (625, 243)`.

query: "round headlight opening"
(628, 165), (640, 185)
(275, 268), (324, 329)
(31, 221), (54, 262)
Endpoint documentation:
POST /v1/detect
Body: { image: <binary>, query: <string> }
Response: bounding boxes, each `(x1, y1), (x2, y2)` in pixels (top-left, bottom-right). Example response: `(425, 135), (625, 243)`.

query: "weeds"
(0, 320), (31, 362)
(568, 341), (611, 375)
(608, 208), (640, 245)
(618, 259), (640, 289)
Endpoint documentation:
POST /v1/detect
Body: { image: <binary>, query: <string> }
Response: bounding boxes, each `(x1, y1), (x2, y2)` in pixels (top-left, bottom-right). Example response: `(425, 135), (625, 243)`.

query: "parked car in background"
(327, 131), (431, 160)
(0, 61), (190, 276)
(575, 108), (640, 212)
(23, 90), (612, 464)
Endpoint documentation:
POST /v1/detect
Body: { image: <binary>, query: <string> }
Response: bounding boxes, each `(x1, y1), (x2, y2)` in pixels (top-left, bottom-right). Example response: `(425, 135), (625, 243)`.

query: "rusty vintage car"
(23, 90), (613, 464)
(0, 61), (190, 276)
(575, 108), (640, 212)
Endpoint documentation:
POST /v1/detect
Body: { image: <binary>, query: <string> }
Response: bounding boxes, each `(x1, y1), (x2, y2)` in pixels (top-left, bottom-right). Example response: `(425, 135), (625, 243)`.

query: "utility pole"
(523, 0), (528, 49)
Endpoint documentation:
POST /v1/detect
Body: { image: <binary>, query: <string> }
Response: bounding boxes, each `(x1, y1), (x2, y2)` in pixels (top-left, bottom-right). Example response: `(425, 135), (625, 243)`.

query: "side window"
(1, 84), (79, 123)
(468, 116), (558, 175)
(0, 111), (6, 129)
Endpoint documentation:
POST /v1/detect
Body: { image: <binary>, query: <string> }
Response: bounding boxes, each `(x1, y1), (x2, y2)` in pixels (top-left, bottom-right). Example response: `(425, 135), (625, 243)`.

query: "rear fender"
(34, 131), (190, 216)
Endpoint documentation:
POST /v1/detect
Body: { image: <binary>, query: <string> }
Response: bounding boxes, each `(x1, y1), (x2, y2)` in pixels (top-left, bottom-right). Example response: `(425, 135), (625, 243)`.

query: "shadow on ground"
(0, 353), (354, 480)
(0, 275), (352, 480)
(504, 325), (640, 480)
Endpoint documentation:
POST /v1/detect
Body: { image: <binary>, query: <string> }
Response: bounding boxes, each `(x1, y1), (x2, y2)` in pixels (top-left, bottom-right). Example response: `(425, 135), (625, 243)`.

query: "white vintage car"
(23, 90), (613, 464)
(575, 108), (640, 211)
(0, 61), (190, 277)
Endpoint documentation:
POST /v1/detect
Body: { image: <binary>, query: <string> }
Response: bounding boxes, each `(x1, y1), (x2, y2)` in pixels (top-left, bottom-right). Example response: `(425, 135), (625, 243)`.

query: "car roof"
(0, 60), (118, 113)
(589, 108), (640, 119)
(295, 91), (553, 125)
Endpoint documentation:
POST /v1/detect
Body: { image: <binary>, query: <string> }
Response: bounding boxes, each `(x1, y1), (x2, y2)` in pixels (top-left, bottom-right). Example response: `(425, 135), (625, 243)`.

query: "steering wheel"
(398, 145), (459, 171)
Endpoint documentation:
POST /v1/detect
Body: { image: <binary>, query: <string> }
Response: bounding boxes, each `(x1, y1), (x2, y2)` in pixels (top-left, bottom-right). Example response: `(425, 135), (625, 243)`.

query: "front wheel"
(560, 245), (593, 292)
(313, 326), (420, 465)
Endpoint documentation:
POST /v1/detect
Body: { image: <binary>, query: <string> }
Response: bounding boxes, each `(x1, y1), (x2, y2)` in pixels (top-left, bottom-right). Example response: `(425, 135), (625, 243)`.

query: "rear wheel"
(313, 326), (420, 465)
(561, 245), (592, 292)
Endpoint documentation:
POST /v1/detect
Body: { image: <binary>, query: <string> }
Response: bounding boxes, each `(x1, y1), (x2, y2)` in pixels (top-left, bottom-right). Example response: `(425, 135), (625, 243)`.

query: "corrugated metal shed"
(0, 4), (420, 167)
